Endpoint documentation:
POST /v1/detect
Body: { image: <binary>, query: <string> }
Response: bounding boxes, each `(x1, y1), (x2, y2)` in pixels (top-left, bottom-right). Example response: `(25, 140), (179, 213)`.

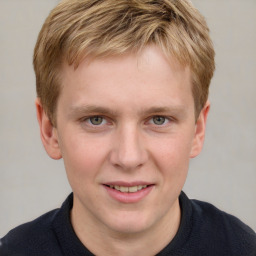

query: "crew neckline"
(52, 191), (193, 256)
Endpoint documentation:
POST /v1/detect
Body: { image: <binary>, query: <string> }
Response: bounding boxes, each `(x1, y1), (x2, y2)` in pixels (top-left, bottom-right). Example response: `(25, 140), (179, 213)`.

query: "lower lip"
(103, 185), (154, 203)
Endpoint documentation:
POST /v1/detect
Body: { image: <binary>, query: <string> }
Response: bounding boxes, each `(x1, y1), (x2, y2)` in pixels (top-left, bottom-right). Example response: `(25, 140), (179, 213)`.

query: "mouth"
(103, 183), (154, 203)
(104, 184), (149, 193)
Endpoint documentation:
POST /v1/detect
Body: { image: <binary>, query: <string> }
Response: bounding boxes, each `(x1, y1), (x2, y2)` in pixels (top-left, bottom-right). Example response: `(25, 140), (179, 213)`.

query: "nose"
(109, 124), (148, 170)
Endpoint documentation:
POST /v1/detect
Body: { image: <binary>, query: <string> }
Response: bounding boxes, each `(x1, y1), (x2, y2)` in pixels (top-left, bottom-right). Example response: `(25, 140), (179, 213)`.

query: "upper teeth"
(109, 185), (147, 193)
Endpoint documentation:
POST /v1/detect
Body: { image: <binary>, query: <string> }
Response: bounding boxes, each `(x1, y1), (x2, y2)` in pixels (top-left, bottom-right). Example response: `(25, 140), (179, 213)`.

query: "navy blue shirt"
(1, 192), (256, 255)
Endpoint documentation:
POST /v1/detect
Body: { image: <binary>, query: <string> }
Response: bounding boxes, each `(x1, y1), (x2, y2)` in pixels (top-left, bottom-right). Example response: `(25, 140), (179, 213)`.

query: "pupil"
(153, 116), (165, 125)
(90, 116), (102, 125)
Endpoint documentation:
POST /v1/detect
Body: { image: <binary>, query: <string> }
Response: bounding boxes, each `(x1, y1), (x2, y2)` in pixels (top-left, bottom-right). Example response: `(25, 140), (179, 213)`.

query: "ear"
(190, 100), (210, 158)
(35, 98), (62, 160)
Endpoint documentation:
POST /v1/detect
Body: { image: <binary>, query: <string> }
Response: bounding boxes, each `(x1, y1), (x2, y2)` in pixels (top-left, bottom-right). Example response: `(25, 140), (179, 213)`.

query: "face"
(37, 46), (208, 237)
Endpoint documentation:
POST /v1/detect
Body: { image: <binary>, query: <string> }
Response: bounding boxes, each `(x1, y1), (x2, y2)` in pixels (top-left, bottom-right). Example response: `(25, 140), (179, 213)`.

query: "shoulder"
(190, 198), (256, 255)
(0, 209), (63, 256)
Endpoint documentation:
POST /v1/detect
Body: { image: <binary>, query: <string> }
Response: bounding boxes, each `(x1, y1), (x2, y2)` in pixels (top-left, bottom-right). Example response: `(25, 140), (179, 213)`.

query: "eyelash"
(148, 116), (171, 126)
(81, 116), (108, 127)
(80, 115), (173, 129)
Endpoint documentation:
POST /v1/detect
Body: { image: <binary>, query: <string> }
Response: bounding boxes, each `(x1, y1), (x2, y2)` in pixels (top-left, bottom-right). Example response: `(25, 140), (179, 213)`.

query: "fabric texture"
(1, 192), (256, 256)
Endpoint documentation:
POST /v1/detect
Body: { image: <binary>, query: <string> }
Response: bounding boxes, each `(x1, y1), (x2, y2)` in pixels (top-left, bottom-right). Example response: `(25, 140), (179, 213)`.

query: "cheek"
(153, 135), (192, 169)
(59, 134), (109, 184)
(151, 135), (192, 189)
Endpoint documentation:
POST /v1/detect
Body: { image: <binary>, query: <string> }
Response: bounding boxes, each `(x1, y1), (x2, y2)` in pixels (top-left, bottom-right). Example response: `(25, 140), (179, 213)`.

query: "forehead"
(58, 46), (193, 115)
(62, 46), (190, 87)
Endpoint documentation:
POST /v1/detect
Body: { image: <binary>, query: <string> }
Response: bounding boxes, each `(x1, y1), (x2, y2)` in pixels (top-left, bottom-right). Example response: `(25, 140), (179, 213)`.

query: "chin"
(104, 211), (156, 235)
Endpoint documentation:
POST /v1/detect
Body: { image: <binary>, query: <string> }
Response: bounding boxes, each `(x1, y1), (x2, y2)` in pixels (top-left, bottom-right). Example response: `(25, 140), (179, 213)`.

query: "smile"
(103, 183), (154, 203)
(107, 185), (148, 193)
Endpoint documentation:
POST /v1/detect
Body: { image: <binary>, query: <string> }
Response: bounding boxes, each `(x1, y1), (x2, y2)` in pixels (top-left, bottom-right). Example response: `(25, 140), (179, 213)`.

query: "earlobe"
(190, 101), (210, 158)
(35, 98), (62, 160)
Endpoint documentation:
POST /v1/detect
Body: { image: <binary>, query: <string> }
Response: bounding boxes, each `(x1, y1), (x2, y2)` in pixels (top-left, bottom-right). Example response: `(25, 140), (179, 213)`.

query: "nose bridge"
(111, 122), (147, 169)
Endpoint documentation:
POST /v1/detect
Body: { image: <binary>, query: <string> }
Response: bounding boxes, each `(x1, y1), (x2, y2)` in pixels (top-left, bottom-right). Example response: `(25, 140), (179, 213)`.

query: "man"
(1, 0), (255, 255)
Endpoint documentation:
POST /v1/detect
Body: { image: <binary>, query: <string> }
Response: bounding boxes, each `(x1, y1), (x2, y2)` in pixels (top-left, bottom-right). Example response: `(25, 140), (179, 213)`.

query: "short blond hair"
(34, 0), (215, 125)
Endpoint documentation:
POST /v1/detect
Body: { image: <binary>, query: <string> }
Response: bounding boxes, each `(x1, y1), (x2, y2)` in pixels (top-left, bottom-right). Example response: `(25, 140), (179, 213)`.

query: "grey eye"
(152, 116), (166, 125)
(89, 116), (104, 125)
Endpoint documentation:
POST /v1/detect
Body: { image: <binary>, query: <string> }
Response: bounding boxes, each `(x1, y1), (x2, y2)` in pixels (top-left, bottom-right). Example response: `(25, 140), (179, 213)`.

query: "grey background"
(0, 0), (255, 237)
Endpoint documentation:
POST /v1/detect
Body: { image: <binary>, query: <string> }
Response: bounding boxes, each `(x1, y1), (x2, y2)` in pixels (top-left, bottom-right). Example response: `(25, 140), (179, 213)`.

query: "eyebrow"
(141, 105), (188, 120)
(68, 104), (187, 119)
(68, 105), (118, 118)
(141, 106), (184, 115)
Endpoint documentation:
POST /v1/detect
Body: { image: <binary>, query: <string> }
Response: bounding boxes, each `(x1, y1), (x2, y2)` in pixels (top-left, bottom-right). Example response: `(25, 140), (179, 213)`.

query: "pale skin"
(36, 46), (209, 256)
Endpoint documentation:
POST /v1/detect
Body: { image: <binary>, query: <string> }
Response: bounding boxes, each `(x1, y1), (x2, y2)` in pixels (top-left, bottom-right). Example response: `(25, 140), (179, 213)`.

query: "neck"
(71, 198), (181, 256)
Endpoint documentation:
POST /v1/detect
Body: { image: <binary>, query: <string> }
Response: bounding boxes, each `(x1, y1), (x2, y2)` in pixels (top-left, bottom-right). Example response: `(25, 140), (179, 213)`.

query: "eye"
(88, 116), (106, 125)
(151, 116), (168, 125)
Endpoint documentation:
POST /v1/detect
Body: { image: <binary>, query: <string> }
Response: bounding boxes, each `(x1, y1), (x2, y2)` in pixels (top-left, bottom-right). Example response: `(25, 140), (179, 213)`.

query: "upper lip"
(103, 181), (154, 187)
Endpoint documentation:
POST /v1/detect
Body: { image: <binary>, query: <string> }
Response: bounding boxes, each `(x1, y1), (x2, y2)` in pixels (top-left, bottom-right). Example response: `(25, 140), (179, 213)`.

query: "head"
(34, 0), (215, 249)
(34, 0), (215, 127)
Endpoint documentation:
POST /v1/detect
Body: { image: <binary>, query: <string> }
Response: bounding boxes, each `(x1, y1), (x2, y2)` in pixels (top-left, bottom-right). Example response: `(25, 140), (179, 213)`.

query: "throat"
(70, 191), (181, 256)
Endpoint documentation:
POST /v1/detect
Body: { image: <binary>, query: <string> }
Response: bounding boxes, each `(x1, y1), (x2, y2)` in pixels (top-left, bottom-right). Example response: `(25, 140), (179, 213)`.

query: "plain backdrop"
(0, 0), (255, 237)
